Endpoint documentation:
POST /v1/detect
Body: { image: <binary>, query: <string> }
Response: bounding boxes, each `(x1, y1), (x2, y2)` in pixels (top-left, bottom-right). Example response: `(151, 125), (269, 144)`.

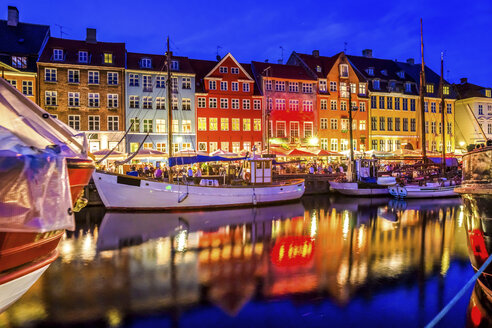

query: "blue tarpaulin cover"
(428, 157), (459, 166)
(169, 155), (247, 167)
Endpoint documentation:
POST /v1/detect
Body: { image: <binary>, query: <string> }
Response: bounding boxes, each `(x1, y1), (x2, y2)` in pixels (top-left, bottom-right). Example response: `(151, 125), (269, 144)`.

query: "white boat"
(329, 181), (389, 196)
(93, 162), (305, 210)
(388, 183), (458, 199)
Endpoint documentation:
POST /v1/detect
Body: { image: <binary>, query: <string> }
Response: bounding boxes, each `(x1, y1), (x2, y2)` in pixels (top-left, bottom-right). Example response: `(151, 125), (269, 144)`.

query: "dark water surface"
(0, 195), (475, 328)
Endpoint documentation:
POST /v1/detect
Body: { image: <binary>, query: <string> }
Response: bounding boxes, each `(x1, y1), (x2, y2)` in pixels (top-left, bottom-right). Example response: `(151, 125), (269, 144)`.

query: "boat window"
(256, 162), (262, 169)
(264, 162), (271, 169)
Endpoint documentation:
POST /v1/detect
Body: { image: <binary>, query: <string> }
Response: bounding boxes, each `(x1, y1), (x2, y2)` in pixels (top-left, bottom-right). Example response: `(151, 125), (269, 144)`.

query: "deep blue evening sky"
(9, 0), (492, 86)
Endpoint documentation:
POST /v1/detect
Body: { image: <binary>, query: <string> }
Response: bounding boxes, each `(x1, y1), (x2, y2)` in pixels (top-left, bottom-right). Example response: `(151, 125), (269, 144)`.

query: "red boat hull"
(66, 157), (95, 205)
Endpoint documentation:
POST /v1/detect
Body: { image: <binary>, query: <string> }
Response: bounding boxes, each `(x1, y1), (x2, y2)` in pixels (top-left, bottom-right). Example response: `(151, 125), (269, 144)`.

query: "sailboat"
(93, 38), (305, 210)
(388, 20), (458, 199)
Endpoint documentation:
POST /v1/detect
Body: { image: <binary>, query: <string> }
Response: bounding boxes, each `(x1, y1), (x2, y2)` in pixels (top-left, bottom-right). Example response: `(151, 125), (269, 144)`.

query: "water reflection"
(0, 196), (471, 327)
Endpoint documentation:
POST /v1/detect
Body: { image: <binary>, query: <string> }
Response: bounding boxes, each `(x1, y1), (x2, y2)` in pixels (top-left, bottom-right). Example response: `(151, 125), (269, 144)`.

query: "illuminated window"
(209, 118), (218, 131)
(318, 80), (327, 92)
(232, 118), (240, 131)
(198, 117), (206, 131)
(243, 118), (251, 131)
(182, 120), (191, 133)
(304, 122), (313, 138)
(130, 118), (140, 132)
(486, 89), (491, 97)
(156, 97), (165, 110)
(221, 118), (229, 131)
(209, 142), (218, 153)
(359, 120), (366, 131)
(172, 120), (179, 132)
(104, 53), (113, 64)
(254, 119), (261, 131)
(156, 119), (166, 132)
(443, 85), (450, 95)
(330, 139), (338, 151)
(426, 84), (434, 93)
(11, 56), (27, 68)
(359, 83), (366, 95)
(321, 138), (328, 150)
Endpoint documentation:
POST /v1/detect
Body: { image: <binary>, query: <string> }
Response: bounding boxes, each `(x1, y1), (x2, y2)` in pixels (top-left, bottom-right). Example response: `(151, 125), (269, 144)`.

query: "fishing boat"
(93, 39), (304, 210)
(388, 182), (458, 199)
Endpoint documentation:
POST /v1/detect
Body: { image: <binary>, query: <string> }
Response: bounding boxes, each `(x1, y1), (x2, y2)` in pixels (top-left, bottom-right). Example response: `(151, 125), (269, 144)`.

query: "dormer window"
(78, 51), (88, 63)
(340, 64), (349, 77)
(405, 82), (412, 92)
(11, 56), (27, 68)
(53, 49), (63, 61)
(140, 58), (152, 68)
(104, 53), (113, 64)
(381, 69), (388, 76)
(231, 67), (239, 74)
(389, 80), (396, 91)
(397, 71), (405, 79)
(219, 66), (228, 73)
(316, 65), (322, 73)
(373, 79), (380, 90)
(367, 67), (374, 76)
(485, 89), (491, 97)
(426, 84), (434, 93)
(443, 85), (450, 95)
(171, 60), (179, 71)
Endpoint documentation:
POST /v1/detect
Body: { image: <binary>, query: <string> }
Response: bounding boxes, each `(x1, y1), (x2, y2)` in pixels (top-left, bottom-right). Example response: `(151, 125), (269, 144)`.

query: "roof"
(0, 20), (49, 55)
(251, 61), (316, 81)
(38, 37), (126, 67)
(295, 52), (367, 82)
(241, 63), (261, 96)
(189, 59), (217, 92)
(126, 52), (194, 74)
(453, 82), (492, 99)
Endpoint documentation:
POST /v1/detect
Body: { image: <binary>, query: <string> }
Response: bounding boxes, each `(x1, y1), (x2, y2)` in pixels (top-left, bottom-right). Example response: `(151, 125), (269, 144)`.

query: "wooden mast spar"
(166, 37), (173, 182)
(440, 53), (446, 174)
(419, 18), (427, 163)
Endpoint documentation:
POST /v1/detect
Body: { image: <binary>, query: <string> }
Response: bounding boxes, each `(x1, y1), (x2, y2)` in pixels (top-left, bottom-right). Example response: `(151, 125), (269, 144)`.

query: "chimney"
(86, 28), (97, 44)
(460, 77), (468, 84)
(216, 54), (220, 61)
(406, 58), (415, 65)
(265, 59), (269, 63)
(7, 6), (19, 27)
(312, 50), (319, 58)
(362, 49), (372, 58)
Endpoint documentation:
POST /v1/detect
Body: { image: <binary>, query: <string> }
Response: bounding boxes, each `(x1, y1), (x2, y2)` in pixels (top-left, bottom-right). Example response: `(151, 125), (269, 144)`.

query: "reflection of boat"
(388, 197), (462, 211)
(96, 202), (305, 251)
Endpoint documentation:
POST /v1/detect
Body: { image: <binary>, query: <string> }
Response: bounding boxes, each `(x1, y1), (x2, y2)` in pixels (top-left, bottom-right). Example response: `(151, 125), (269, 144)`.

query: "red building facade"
(190, 54), (262, 154)
(251, 61), (317, 150)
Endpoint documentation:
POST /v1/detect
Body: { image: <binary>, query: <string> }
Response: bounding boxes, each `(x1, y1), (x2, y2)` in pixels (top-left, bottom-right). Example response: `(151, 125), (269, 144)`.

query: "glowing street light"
(309, 136), (319, 146)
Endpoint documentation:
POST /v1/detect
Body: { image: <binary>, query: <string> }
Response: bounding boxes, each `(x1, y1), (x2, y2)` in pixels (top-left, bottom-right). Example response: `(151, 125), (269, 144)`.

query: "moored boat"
(388, 183), (458, 199)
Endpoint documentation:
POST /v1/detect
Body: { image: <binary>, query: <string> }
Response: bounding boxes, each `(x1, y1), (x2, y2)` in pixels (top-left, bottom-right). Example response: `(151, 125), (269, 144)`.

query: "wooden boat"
(388, 183), (458, 199)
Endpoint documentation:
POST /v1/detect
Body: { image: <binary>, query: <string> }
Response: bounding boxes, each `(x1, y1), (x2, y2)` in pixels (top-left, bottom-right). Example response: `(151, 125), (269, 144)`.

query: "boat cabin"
(244, 158), (272, 184)
(356, 159), (378, 181)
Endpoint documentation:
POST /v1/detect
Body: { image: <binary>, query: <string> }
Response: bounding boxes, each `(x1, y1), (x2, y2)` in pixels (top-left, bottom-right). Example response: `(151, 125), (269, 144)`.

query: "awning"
(287, 148), (316, 157)
(169, 155), (247, 167)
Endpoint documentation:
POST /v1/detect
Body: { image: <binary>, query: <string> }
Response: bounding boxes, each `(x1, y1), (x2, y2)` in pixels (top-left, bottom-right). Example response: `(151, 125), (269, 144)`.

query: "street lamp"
(309, 136), (319, 146)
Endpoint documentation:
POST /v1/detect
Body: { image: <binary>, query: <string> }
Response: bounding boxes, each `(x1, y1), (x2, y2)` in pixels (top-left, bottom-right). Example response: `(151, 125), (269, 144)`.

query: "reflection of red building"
(251, 61), (317, 148)
(190, 54), (262, 154)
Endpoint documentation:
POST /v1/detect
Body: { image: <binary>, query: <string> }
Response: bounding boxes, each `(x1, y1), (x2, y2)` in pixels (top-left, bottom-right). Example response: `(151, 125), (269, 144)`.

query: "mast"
(348, 83), (355, 164)
(419, 18), (427, 163)
(440, 52), (446, 174)
(166, 37), (173, 181)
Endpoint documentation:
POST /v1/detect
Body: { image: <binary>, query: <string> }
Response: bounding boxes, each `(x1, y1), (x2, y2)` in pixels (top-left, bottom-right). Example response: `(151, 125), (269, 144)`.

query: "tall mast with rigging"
(166, 37), (173, 180)
(419, 18), (427, 163)
(440, 52), (446, 174)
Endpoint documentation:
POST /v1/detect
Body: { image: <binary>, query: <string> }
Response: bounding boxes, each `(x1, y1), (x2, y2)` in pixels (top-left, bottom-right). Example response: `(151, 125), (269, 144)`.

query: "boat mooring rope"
(425, 254), (492, 328)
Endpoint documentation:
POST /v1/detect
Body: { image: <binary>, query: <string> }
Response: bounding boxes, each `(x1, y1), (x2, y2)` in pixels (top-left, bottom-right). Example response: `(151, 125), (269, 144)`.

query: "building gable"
(205, 53), (253, 81)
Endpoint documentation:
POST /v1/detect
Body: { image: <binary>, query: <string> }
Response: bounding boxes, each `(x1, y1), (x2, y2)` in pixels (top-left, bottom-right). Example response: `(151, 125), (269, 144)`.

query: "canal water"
(0, 196), (475, 328)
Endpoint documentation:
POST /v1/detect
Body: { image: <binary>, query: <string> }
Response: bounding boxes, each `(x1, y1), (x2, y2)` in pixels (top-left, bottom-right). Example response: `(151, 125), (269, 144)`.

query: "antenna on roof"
(216, 45), (222, 61)
(279, 46), (284, 64)
(55, 24), (69, 39)
(344, 41), (347, 52)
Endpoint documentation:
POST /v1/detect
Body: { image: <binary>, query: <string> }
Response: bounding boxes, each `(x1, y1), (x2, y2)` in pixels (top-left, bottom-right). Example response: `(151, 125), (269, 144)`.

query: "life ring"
(245, 172), (251, 180)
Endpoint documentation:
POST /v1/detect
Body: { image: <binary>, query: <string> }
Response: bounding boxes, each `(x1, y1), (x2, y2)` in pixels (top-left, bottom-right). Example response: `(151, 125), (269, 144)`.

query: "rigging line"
(424, 254), (492, 328)
(96, 121), (134, 164)
(115, 132), (151, 166)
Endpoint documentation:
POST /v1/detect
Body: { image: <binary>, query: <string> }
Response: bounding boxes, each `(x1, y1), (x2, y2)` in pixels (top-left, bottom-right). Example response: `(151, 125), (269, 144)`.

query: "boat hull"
(389, 185), (459, 199)
(329, 182), (389, 196)
(67, 158), (95, 206)
(92, 171), (305, 210)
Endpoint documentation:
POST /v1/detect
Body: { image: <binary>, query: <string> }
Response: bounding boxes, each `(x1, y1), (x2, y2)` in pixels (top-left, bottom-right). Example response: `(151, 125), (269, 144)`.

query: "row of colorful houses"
(2, 6), (491, 156)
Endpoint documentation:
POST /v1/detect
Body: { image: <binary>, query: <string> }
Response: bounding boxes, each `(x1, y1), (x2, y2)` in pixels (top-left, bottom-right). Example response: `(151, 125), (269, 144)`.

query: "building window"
(319, 80), (327, 92)
(404, 82), (411, 93)
(140, 58), (151, 68)
(265, 80), (272, 91)
(220, 81), (228, 91)
(209, 118), (218, 131)
(371, 140), (378, 150)
(143, 119), (153, 133)
(410, 99), (416, 111)
(7, 79), (17, 88)
(129, 74), (139, 87)
(68, 70), (80, 83)
(219, 66), (228, 73)
(53, 49), (64, 61)
(340, 139), (348, 151)
(77, 51), (88, 63)
(209, 98), (217, 108)
(276, 99), (286, 111)
(320, 99), (327, 110)
(302, 83), (313, 93)
(182, 98), (191, 110)
(182, 120), (191, 133)
(209, 80), (216, 90)
(402, 98), (408, 110)
(154, 119), (165, 133)
(232, 99), (239, 109)
(172, 120), (179, 132)
(254, 99), (261, 110)
(275, 81), (285, 92)
(231, 82), (239, 91)
(330, 139), (338, 151)
(321, 138), (328, 150)
(431, 102), (436, 113)
(290, 122), (299, 138)
(221, 118), (229, 131)
(410, 118), (416, 132)
(156, 97), (165, 110)
(387, 117), (393, 131)
(395, 118), (400, 131)
(359, 102), (366, 112)
(426, 84), (434, 93)
(303, 100), (313, 112)
(379, 96), (385, 109)
(403, 118), (408, 131)
(387, 97), (393, 109)
(485, 89), (492, 97)
(170, 60), (179, 71)
(379, 140), (385, 151)
(340, 101), (347, 111)
(172, 96), (178, 110)
(108, 116), (119, 131)
(130, 118), (140, 132)
(22, 81), (32, 96)
(88, 93), (100, 107)
(129, 95), (139, 108)
(243, 99), (250, 110)
(88, 71), (99, 84)
(424, 102), (429, 112)
(371, 117), (377, 131)
(447, 103), (452, 114)
(182, 77), (191, 89)
(254, 119), (261, 131)
(276, 121), (286, 138)
(330, 81), (337, 92)
(371, 96), (377, 109)
(68, 92), (80, 107)
(143, 96), (152, 109)
(45, 91), (57, 106)
(341, 119), (349, 131)
(330, 119), (338, 130)
(379, 117), (385, 131)
(443, 85), (450, 95)
(198, 117), (206, 131)
(108, 72), (118, 85)
(198, 97), (206, 108)
(104, 53), (113, 64)
(243, 83), (250, 92)
(220, 98), (229, 109)
(359, 83), (366, 95)
(88, 115), (100, 131)
(154, 76), (165, 88)
(232, 118), (240, 131)
(243, 118), (251, 131)
(45, 68), (57, 82)
(340, 64), (349, 77)
(478, 104), (484, 115)
(350, 83), (357, 94)
(394, 97), (400, 110)
(373, 80), (380, 90)
(330, 100), (337, 110)
(11, 56), (27, 68)
(304, 122), (313, 138)
(143, 75), (152, 92)
(68, 115), (80, 130)
(431, 121), (436, 134)
(359, 120), (366, 130)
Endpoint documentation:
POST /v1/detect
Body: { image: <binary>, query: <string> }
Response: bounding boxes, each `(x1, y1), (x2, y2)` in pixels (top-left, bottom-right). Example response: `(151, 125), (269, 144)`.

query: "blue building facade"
(125, 52), (196, 154)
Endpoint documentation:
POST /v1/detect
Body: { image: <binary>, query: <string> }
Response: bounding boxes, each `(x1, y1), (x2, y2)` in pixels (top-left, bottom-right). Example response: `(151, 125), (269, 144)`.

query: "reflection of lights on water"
(60, 239), (74, 263)
(457, 205), (464, 228)
(337, 261), (349, 286)
(342, 211), (350, 239)
(310, 212), (317, 237)
(440, 248), (450, 276)
(175, 229), (188, 252)
(82, 233), (92, 252)
(156, 238), (170, 265)
(357, 225), (365, 248)
(106, 308), (122, 327)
